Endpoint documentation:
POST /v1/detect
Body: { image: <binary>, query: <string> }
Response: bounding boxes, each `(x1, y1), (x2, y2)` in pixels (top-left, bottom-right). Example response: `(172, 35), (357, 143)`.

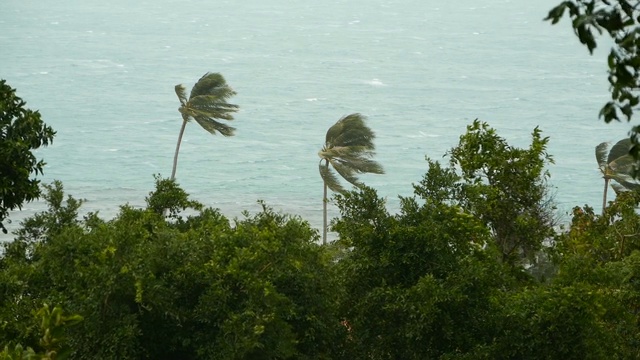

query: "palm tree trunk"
(323, 181), (328, 245)
(602, 177), (609, 215)
(171, 119), (188, 180)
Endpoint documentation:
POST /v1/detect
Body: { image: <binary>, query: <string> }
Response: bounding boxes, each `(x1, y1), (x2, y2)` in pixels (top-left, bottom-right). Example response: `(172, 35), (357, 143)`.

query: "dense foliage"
(1, 178), (344, 359)
(0, 79), (55, 234)
(3, 121), (640, 358)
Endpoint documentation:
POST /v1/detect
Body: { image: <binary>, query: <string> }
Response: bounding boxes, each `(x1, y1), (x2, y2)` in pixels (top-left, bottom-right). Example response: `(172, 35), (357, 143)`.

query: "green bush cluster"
(3, 120), (640, 359)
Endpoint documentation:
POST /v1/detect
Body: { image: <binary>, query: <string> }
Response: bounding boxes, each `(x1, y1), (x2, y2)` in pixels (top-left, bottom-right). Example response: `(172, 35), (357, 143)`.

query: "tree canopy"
(1, 178), (344, 359)
(3, 121), (640, 358)
(0, 79), (55, 234)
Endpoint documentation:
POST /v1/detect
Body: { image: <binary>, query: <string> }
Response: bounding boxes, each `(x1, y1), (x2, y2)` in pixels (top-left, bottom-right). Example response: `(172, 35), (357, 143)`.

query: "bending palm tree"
(171, 72), (239, 180)
(318, 113), (384, 244)
(596, 138), (640, 214)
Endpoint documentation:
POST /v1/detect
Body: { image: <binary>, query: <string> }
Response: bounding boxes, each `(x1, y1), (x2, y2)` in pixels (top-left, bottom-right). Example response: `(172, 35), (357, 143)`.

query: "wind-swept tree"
(596, 138), (640, 213)
(318, 113), (384, 244)
(171, 72), (238, 180)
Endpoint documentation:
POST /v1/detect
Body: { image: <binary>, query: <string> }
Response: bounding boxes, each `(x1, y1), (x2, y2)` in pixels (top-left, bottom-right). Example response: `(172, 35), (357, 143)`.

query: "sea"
(0, 0), (633, 242)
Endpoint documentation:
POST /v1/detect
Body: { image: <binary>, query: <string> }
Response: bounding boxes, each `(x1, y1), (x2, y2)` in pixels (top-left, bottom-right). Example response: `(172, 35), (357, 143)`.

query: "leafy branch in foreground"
(546, 1), (640, 162)
(1, 304), (82, 360)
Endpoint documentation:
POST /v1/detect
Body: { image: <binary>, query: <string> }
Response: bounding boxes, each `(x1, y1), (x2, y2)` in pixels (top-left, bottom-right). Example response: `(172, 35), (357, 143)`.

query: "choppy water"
(1, 0), (632, 240)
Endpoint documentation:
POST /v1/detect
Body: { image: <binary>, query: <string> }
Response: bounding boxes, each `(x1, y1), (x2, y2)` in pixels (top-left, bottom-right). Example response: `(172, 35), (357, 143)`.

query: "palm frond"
(611, 182), (627, 195)
(611, 175), (640, 194)
(188, 107), (236, 121)
(190, 73), (236, 99)
(616, 178), (640, 191)
(333, 124), (376, 149)
(193, 115), (236, 136)
(320, 146), (374, 160)
(331, 160), (360, 187)
(319, 162), (346, 194)
(608, 138), (632, 164)
(325, 116), (347, 144)
(348, 157), (385, 174)
(595, 141), (609, 169)
(175, 84), (188, 105)
(188, 96), (239, 120)
(332, 155), (384, 174)
(609, 154), (636, 175)
(337, 127), (375, 148)
(325, 113), (375, 148)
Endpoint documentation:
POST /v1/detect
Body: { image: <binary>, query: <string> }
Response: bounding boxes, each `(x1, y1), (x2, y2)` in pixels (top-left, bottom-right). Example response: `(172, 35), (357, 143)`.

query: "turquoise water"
(1, 0), (632, 240)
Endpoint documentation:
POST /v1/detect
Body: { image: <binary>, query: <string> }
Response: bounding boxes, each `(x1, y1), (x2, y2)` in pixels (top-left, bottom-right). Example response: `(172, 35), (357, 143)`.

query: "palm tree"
(318, 113), (384, 244)
(596, 138), (640, 213)
(171, 72), (239, 180)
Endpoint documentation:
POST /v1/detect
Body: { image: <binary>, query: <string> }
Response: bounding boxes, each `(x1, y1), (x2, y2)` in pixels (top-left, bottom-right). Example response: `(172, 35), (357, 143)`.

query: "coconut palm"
(171, 72), (239, 180)
(318, 113), (384, 244)
(596, 138), (640, 213)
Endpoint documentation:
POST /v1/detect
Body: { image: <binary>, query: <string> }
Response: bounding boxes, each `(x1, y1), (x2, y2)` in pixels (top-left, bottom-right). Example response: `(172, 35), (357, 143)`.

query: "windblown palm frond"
(318, 113), (384, 244)
(325, 113), (376, 149)
(192, 115), (235, 137)
(598, 139), (636, 181)
(175, 84), (188, 106)
(319, 163), (346, 193)
(189, 73), (236, 99)
(176, 73), (239, 137)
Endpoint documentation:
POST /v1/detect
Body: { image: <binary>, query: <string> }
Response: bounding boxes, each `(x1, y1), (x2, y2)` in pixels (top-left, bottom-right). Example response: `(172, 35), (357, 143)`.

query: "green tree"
(543, 192), (640, 358)
(555, 191), (640, 264)
(596, 138), (639, 213)
(0, 178), (344, 359)
(332, 184), (514, 359)
(0, 80), (55, 234)
(546, 1), (640, 160)
(171, 72), (238, 180)
(329, 122), (628, 358)
(447, 120), (557, 265)
(317, 113), (384, 244)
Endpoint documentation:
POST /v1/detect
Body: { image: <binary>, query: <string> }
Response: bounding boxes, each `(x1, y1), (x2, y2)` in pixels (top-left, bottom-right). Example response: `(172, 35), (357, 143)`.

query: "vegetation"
(317, 113), (384, 244)
(1, 177), (345, 359)
(546, 1), (640, 161)
(0, 80), (55, 234)
(3, 81), (640, 358)
(596, 138), (639, 213)
(171, 72), (239, 180)
(1, 304), (82, 360)
(446, 120), (557, 265)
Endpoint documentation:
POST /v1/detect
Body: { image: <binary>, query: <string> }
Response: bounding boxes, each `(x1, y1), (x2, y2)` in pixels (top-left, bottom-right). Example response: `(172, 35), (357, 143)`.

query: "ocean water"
(0, 0), (633, 241)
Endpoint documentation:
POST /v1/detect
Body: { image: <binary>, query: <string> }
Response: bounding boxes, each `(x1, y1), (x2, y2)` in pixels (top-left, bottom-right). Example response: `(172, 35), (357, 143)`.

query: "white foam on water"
(365, 78), (385, 86)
